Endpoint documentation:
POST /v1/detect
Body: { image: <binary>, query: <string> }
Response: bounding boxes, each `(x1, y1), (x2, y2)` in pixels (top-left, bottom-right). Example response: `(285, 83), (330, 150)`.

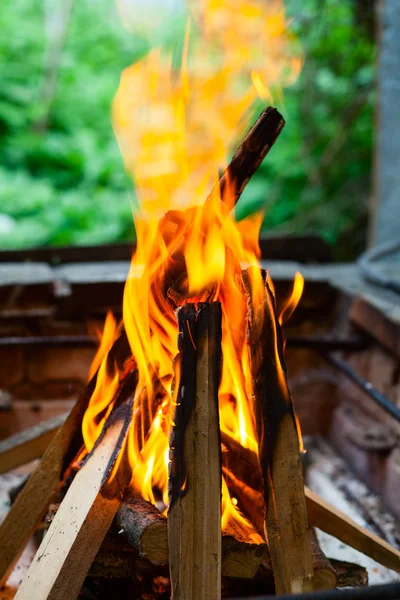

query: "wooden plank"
(305, 487), (400, 573)
(246, 268), (314, 594)
(15, 395), (134, 600)
(168, 302), (222, 600)
(0, 333), (132, 586)
(0, 413), (68, 474)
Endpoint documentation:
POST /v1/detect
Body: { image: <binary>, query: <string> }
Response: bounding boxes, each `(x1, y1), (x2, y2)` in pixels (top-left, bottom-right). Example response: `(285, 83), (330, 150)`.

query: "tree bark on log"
(168, 302), (223, 600)
(115, 494), (168, 566)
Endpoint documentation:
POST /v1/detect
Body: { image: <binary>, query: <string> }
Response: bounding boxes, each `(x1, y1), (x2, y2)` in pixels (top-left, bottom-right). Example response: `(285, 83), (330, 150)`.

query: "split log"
(246, 268), (314, 594)
(0, 412), (68, 474)
(168, 302), (222, 600)
(221, 519), (268, 580)
(0, 332), (132, 587)
(15, 393), (135, 600)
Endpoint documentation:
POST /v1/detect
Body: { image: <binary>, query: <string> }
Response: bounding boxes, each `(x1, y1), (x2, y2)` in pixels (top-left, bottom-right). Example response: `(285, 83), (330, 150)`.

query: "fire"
(81, 0), (303, 535)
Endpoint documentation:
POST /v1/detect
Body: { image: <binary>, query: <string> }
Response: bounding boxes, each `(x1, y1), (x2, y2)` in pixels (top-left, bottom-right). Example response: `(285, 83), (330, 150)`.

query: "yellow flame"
(279, 271), (304, 325)
(81, 0), (303, 535)
(88, 311), (119, 381)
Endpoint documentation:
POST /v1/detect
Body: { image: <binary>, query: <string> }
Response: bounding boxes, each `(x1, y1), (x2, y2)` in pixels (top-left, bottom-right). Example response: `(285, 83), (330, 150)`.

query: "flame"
(88, 311), (119, 381)
(279, 271), (304, 325)
(81, 0), (303, 536)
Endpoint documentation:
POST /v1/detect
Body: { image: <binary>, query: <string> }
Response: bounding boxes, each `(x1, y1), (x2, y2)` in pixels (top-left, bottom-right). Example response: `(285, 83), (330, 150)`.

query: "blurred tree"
(0, 0), (375, 258)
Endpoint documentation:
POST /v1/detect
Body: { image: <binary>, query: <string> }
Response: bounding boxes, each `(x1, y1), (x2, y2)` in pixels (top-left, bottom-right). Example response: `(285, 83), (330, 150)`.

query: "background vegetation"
(0, 0), (375, 256)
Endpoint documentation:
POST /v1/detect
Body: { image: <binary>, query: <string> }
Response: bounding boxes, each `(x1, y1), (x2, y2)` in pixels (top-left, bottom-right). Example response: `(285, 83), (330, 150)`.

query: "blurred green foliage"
(0, 0), (374, 255)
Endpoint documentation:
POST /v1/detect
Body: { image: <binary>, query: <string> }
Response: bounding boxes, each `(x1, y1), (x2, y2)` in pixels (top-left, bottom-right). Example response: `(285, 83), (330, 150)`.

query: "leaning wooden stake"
(246, 268), (314, 594)
(0, 412), (68, 474)
(305, 487), (400, 573)
(168, 302), (222, 600)
(15, 394), (134, 600)
(0, 333), (132, 587)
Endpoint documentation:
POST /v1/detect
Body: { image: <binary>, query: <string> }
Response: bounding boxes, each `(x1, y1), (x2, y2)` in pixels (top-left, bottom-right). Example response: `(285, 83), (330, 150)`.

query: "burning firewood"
(15, 391), (135, 600)
(0, 332), (132, 587)
(244, 267), (314, 594)
(168, 302), (222, 600)
(210, 106), (285, 211)
(46, 495), (269, 581)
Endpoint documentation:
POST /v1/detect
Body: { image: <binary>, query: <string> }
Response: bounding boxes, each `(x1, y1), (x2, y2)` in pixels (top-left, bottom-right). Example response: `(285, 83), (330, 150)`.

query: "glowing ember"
(81, 0), (303, 535)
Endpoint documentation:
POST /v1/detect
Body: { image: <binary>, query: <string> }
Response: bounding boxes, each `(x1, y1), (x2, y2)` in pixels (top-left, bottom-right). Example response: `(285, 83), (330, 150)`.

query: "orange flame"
(82, 0), (303, 534)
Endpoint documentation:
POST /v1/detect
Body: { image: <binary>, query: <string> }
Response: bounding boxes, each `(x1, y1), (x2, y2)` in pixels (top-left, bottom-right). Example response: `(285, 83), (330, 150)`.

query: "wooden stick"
(168, 302), (222, 600)
(0, 412), (68, 474)
(15, 395), (134, 600)
(210, 107), (285, 210)
(246, 269), (314, 594)
(0, 333), (132, 587)
(305, 486), (400, 573)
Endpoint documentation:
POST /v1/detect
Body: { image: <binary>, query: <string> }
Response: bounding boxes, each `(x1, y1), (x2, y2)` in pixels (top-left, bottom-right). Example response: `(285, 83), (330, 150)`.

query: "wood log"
(0, 412), (68, 474)
(115, 494), (168, 566)
(15, 393), (135, 600)
(0, 333), (132, 587)
(245, 268), (314, 593)
(329, 559), (368, 587)
(168, 302), (222, 600)
(46, 495), (269, 581)
(308, 529), (337, 590)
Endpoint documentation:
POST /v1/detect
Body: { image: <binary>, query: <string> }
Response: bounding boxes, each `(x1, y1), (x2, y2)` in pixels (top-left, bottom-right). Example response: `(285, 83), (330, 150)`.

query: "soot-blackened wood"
(161, 107), (285, 300)
(245, 267), (314, 594)
(0, 332), (132, 587)
(168, 302), (222, 600)
(210, 107), (285, 211)
(15, 393), (135, 600)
